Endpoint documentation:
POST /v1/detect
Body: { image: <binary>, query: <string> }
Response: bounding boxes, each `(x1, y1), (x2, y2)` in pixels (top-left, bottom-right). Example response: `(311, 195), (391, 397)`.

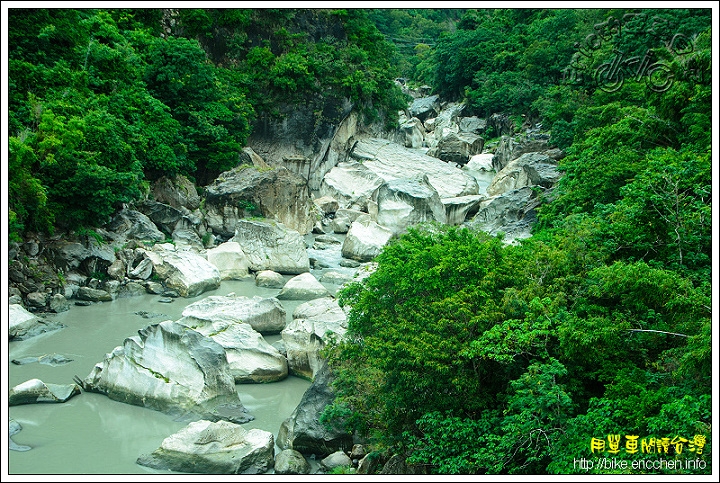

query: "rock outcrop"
(204, 165), (316, 236)
(80, 320), (253, 423)
(375, 174), (447, 235)
(206, 241), (252, 280)
(231, 220), (310, 275)
(341, 216), (394, 262)
(276, 273), (331, 301)
(144, 244), (221, 297)
(151, 174), (202, 211)
(281, 297), (347, 379)
(491, 133), (552, 172)
(277, 360), (353, 457)
(426, 131), (485, 166)
(9, 379), (81, 405)
(318, 161), (384, 212)
(178, 296), (288, 383)
(467, 186), (539, 243)
(107, 209), (166, 244)
(486, 152), (560, 197)
(348, 138), (479, 199)
(137, 420), (274, 474)
(408, 95), (441, 121)
(180, 294), (287, 334)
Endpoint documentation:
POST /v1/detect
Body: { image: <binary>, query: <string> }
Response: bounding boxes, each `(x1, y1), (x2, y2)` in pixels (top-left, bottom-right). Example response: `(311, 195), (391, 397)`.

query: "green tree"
(326, 225), (515, 441)
(144, 35), (254, 184)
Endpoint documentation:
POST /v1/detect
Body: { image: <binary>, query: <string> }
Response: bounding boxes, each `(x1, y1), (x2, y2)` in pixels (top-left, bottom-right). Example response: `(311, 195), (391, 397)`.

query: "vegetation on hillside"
(7, 8), (406, 239)
(321, 8), (712, 474)
(6, 7), (712, 475)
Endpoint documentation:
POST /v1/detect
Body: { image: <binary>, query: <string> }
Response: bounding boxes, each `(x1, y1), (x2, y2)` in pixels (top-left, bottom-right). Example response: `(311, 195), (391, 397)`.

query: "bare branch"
(627, 329), (690, 338)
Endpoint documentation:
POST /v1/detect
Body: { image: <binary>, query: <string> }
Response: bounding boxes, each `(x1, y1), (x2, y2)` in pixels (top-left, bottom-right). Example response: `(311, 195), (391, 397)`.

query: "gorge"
(6, 7), (712, 477)
(8, 88), (558, 475)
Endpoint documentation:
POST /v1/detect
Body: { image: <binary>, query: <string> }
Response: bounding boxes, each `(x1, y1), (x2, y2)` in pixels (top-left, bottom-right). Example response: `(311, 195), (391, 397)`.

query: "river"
(7, 167), (496, 477)
(7, 270), (346, 476)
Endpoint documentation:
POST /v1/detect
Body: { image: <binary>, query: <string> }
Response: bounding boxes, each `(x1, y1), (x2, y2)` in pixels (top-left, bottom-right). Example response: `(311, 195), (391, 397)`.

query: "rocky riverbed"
(7, 92), (563, 474)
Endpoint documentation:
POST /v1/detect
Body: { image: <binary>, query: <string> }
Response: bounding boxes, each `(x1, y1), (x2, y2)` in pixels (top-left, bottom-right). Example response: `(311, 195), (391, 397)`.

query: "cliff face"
(171, 9), (404, 192)
(247, 99), (358, 192)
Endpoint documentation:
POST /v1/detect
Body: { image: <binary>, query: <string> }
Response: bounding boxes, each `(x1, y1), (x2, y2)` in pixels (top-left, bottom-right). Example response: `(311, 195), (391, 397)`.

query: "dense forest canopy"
(7, 8), (407, 237)
(5, 7), (714, 475)
(323, 7), (712, 475)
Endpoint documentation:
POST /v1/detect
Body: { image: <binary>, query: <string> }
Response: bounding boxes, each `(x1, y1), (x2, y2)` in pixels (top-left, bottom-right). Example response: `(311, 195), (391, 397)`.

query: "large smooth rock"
(232, 220), (310, 275)
(255, 270), (286, 289)
(178, 296), (288, 383)
(276, 273), (331, 301)
(274, 448), (311, 475)
(442, 195), (484, 225)
(375, 174), (447, 235)
(204, 165), (315, 236)
(408, 95), (440, 121)
(9, 378), (81, 406)
(281, 297), (347, 379)
(137, 420), (274, 474)
(192, 321), (287, 384)
(341, 216), (394, 262)
(349, 138), (479, 199)
(427, 131), (484, 166)
(206, 241), (252, 280)
(81, 320), (252, 423)
(277, 360), (353, 457)
(144, 245), (221, 297)
(486, 152), (560, 197)
(107, 208), (166, 243)
(319, 161), (384, 212)
(181, 294), (287, 334)
(9, 304), (64, 340)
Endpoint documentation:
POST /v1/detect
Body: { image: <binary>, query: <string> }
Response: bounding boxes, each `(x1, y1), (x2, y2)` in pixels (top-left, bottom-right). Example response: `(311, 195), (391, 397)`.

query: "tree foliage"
(7, 7), (406, 237)
(7, 8), (713, 474)
(322, 9), (711, 475)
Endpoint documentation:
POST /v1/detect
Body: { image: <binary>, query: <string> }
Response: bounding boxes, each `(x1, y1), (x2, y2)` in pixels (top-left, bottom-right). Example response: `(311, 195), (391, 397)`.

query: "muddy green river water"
(7, 278), (327, 476)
